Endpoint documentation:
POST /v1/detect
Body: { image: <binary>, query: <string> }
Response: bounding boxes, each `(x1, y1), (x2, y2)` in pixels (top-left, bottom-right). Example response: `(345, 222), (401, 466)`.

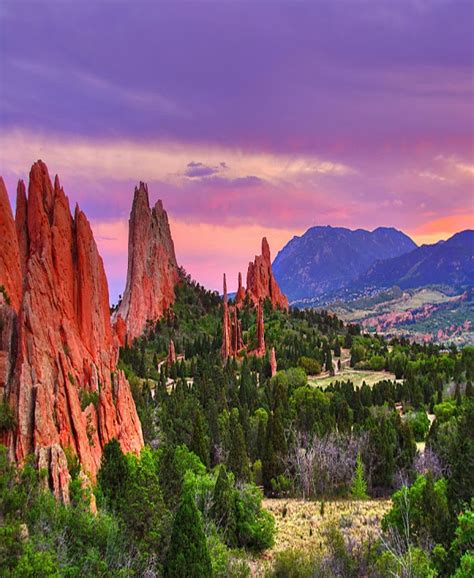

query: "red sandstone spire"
(235, 271), (246, 306)
(0, 161), (143, 502)
(167, 339), (177, 366)
(270, 347), (277, 377)
(0, 178), (22, 311)
(113, 182), (179, 342)
(221, 274), (232, 359)
(256, 300), (266, 355)
(245, 237), (288, 310)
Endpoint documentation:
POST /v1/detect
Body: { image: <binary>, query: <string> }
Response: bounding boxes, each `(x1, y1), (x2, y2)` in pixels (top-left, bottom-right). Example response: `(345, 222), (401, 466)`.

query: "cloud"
(184, 161), (224, 178)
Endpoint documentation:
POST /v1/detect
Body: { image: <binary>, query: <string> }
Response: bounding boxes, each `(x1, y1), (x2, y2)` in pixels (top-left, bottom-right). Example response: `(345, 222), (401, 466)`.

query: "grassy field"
(251, 498), (390, 575)
(308, 368), (398, 389)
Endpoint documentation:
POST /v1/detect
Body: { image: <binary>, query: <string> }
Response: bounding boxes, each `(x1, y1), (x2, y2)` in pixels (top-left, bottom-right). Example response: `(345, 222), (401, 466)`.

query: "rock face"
(0, 161), (143, 501)
(113, 183), (179, 343)
(235, 238), (288, 310)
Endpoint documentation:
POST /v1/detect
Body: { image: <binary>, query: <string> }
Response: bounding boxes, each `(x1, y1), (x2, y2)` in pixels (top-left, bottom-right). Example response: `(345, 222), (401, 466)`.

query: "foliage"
(351, 452), (368, 500)
(164, 491), (213, 578)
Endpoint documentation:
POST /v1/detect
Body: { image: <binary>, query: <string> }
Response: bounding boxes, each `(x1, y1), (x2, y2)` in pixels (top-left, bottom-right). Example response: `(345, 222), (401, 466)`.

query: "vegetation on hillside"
(1, 275), (473, 576)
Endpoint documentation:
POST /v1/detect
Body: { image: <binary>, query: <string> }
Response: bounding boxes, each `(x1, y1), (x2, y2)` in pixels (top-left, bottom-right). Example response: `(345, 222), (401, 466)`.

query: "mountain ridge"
(273, 225), (418, 301)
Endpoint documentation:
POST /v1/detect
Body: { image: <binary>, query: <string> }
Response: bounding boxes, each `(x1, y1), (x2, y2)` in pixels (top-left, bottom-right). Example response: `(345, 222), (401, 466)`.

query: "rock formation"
(270, 347), (277, 377)
(167, 339), (177, 366)
(0, 178), (22, 311)
(221, 274), (245, 360)
(235, 272), (246, 304)
(113, 183), (179, 343)
(0, 161), (143, 502)
(235, 237), (288, 310)
(255, 300), (266, 356)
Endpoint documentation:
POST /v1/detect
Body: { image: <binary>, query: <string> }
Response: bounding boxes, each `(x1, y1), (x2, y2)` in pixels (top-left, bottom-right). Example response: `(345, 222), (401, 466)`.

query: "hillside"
(359, 230), (474, 290)
(272, 226), (417, 301)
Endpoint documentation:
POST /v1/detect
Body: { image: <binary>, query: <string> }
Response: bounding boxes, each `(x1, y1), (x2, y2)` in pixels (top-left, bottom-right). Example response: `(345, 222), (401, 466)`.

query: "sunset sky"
(1, 1), (473, 302)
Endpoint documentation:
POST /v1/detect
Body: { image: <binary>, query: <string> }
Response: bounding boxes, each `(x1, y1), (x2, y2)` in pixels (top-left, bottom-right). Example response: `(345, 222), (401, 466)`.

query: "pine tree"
(212, 465), (237, 547)
(165, 492), (213, 578)
(97, 438), (129, 510)
(228, 409), (250, 481)
(351, 452), (368, 500)
(190, 409), (209, 468)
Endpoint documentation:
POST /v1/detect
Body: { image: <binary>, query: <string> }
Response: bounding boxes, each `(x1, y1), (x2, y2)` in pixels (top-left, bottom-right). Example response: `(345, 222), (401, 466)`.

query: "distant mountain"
(272, 226), (417, 301)
(359, 230), (474, 290)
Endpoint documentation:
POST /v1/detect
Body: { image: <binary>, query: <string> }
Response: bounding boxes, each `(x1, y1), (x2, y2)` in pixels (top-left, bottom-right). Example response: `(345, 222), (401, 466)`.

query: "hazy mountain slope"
(272, 226), (417, 301)
(360, 230), (474, 289)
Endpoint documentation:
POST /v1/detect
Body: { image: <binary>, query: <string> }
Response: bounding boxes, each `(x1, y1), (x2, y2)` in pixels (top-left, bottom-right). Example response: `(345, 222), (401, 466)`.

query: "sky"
(1, 0), (473, 303)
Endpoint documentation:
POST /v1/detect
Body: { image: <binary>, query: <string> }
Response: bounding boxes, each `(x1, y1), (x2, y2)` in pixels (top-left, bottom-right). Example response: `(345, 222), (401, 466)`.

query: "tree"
(164, 492), (213, 578)
(212, 465), (237, 547)
(228, 409), (250, 482)
(121, 448), (168, 553)
(190, 408), (210, 468)
(351, 452), (368, 500)
(97, 439), (129, 510)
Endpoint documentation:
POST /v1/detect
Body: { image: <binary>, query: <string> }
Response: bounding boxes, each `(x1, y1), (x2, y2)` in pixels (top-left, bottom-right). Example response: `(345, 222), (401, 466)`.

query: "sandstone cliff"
(0, 161), (143, 502)
(113, 183), (179, 343)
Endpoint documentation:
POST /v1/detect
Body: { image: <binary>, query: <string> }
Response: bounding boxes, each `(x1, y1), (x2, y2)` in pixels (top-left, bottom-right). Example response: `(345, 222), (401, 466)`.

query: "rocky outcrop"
(270, 347), (277, 377)
(113, 183), (179, 343)
(167, 339), (177, 366)
(235, 272), (246, 304)
(0, 178), (22, 311)
(0, 161), (143, 502)
(235, 238), (288, 310)
(255, 301), (266, 356)
(221, 274), (245, 360)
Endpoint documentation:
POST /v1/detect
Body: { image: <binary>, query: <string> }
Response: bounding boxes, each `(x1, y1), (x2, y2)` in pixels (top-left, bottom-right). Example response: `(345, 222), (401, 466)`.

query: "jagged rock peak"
(0, 161), (143, 502)
(113, 183), (179, 342)
(236, 237), (289, 310)
(0, 177), (22, 311)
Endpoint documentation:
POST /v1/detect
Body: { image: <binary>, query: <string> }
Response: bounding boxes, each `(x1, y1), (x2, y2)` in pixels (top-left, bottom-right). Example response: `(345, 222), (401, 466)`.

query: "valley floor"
(251, 498), (391, 576)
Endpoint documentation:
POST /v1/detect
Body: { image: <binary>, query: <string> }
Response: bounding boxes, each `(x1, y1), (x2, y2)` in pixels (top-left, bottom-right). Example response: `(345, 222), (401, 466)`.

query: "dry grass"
(250, 498), (391, 575)
(308, 369), (398, 389)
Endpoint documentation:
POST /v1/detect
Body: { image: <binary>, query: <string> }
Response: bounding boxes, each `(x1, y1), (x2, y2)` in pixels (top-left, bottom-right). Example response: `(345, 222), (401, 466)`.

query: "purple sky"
(1, 1), (473, 302)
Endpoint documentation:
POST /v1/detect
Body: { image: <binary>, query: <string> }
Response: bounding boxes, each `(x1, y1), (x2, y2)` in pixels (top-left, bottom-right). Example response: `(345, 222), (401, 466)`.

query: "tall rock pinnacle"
(236, 237), (288, 310)
(0, 161), (143, 502)
(0, 178), (22, 311)
(113, 183), (179, 342)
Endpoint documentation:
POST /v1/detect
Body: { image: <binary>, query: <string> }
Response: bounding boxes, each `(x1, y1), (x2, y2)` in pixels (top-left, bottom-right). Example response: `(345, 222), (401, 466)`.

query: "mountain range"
(273, 226), (473, 303)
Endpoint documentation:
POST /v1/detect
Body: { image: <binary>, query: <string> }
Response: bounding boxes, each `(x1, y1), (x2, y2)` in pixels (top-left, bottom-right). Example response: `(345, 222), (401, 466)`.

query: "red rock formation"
(113, 183), (179, 342)
(270, 347), (277, 377)
(221, 274), (246, 360)
(235, 272), (246, 305)
(255, 300), (266, 356)
(236, 238), (288, 310)
(221, 274), (232, 359)
(0, 178), (22, 311)
(167, 339), (177, 366)
(0, 161), (143, 502)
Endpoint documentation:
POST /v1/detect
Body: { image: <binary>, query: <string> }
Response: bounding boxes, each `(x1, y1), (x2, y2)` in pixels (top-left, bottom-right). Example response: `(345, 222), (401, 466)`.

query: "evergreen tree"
(164, 492), (213, 578)
(190, 409), (209, 468)
(97, 439), (129, 510)
(212, 465), (237, 547)
(351, 452), (368, 500)
(228, 409), (250, 481)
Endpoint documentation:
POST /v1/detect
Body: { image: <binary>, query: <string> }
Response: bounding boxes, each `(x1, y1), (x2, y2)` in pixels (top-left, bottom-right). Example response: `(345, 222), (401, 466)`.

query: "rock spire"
(235, 237), (288, 310)
(0, 161), (143, 501)
(113, 182), (179, 343)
